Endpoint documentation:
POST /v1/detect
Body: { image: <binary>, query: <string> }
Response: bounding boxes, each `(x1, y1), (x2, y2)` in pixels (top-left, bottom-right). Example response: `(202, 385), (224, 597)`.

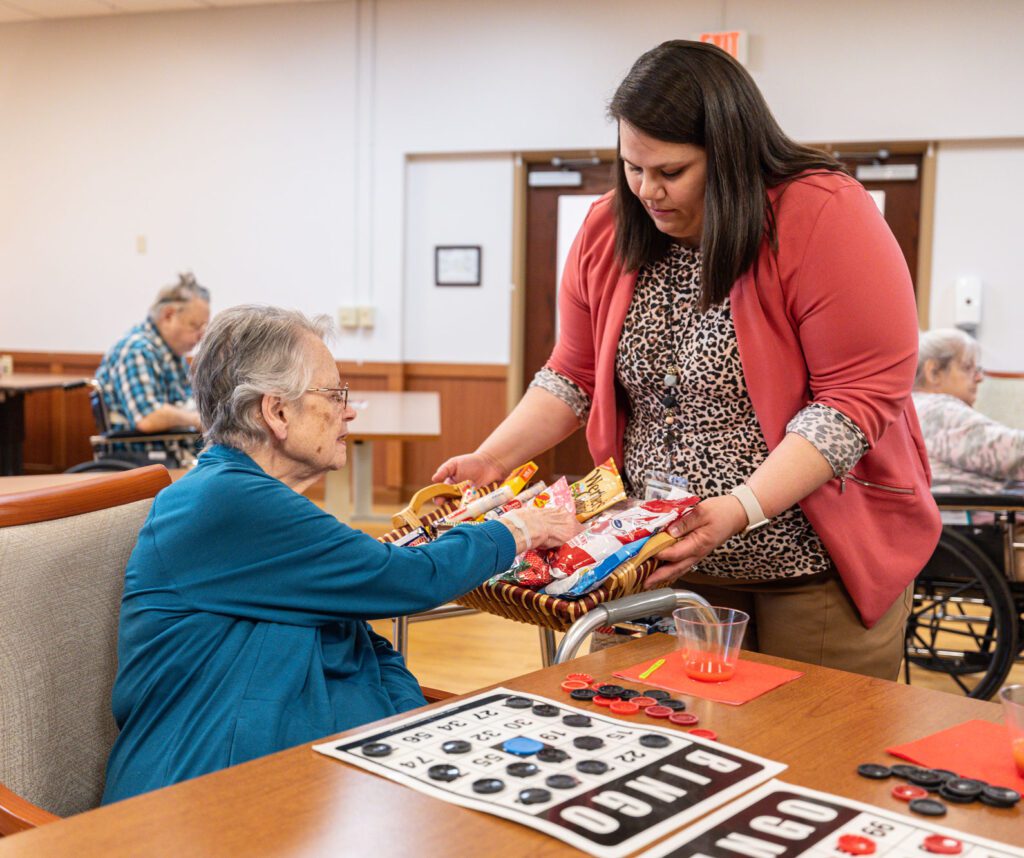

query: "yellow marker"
(639, 658), (666, 681)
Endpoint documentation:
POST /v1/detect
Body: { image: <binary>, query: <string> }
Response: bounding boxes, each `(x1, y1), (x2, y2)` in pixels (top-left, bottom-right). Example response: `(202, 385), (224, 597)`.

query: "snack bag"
(392, 526), (432, 548)
(498, 461), (539, 497)
(545, 536), (652, 598)
(570, 459), (627, 522)
(531, 476), (575, 514)
(546, 496), (699, 580)
(490, 550), (553, 588)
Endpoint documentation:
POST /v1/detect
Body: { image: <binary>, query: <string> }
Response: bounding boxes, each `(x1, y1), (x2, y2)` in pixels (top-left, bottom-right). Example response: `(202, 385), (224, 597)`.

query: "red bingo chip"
(565, 673), (593, 684)
(592, 695), (619, 707)
(836, 834), (876, 855)
(644, 705), (673, 719)
(560, 679), (590, 693)
(892, 784), (928, 802)
(609, 701), (640, 715)
(922, 835), (963, 855)
(688, 728), (717, 740)
(631, 696), (658, 708)
(669, 712), (699, 726)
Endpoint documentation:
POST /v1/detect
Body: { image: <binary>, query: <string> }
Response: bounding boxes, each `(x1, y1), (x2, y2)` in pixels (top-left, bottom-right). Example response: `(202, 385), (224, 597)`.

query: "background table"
(0, 374), (89, 475)
(324, 390), (441, 521)
(0, 636), (1017, 856)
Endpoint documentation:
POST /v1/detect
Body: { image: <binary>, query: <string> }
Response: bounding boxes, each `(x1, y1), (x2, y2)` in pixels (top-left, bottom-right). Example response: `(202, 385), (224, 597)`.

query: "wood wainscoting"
(4, 351), (508, 503)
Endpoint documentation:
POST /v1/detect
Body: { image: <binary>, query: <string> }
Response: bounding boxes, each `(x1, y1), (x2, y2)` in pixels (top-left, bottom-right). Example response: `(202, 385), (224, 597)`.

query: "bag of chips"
(546, 496), (699, 580)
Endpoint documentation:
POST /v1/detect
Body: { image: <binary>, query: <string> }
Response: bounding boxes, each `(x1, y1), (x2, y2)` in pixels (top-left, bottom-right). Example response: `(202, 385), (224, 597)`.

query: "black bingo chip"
(563, 714), (592, 728)
(537, 747), (570, 763)
(546, 773), (580, 790)
(360, 742), (393, 758)
(441, 740), (472, 754)
(933, 769), (958, 781)
(532, 703), (560, 717)
(908, 797), (947, 817)
(505, 696), (533, 709)
(576, 759), (609, 775)
(908, 769), (945, 789)
(937, 786), (976, 804)
(890, 764), (922, 779)
(427, 764), (461, 782)
(472, 778), (505, 794)
(573, 735), (604, 751)
(570, 688), (598, 701)
(644, 690), (670, 701)
(639, 734), (671, 749)
(518, 788), (552, 805)
(619, 689), (641, 700)
(597, 684), (625, 698)
(856, 763), (892, 780)
(941, 778), (984, 799)
(507, 762), (539, 778)
(660, 699), (687, 711)
(980, 786), (1021, 808)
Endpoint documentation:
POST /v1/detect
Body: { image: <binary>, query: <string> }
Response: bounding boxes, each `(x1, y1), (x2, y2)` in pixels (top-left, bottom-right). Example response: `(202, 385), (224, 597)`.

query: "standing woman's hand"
(431, 451), (507, 486)
(642, 495), (749, 588)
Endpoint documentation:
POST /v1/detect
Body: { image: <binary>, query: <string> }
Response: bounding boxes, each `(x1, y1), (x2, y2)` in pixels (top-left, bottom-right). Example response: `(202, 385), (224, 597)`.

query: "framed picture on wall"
(435, 245), (482, 287)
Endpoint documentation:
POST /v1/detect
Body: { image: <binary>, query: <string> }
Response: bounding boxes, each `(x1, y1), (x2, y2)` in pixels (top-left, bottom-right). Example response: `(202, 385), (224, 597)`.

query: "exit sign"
(697, 30), (748, 64)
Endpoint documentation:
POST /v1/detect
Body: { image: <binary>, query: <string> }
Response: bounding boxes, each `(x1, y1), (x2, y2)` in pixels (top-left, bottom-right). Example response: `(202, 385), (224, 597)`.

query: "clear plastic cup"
(999, 684), (1024, 776)
(673, 605), (749, 683)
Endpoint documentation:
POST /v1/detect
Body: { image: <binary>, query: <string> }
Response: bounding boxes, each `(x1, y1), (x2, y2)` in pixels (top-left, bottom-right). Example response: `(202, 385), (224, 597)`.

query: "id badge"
(644, 471), (691, 501)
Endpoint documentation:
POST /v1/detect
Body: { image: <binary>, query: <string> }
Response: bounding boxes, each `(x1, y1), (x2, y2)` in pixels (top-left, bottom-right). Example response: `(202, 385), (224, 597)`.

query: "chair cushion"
(0, 498), (153, 817)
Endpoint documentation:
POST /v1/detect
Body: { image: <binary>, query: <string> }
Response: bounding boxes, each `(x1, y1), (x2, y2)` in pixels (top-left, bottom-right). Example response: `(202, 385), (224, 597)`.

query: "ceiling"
(0, 0), (329, 24)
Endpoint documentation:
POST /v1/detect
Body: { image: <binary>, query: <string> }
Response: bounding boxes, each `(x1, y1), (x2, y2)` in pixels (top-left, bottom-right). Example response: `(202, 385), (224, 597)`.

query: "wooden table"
(324, 390), (441, 521)
(0, 637), (1018, 856)
(0, 374), (90, 475)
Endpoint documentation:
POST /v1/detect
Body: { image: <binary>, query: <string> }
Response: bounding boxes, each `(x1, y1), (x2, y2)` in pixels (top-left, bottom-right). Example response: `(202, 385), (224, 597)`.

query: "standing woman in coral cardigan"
(435, 40), (940, 680)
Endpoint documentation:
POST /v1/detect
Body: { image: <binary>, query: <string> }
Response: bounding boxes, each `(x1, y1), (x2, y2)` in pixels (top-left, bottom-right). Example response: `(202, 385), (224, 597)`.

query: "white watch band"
(729, 484), (769, 533)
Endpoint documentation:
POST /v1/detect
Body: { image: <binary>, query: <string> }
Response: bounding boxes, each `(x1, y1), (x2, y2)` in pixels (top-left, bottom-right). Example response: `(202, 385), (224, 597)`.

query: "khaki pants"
(674, 570), (912, 681)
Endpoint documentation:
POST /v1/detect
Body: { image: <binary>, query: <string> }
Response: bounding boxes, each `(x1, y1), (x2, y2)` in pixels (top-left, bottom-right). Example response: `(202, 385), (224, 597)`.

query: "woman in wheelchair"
(912, 327), (1024, 494)
(102, 305), (581, 804)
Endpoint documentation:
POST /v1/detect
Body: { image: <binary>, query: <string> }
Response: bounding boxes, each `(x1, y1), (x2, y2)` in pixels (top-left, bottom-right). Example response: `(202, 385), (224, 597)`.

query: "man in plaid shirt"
(96, 273), (211, 462)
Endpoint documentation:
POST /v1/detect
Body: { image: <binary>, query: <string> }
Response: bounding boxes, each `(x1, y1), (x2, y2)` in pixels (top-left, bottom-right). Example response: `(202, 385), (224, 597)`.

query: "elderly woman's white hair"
(914, 328), (980, 390)
(191, 305), (334, 448)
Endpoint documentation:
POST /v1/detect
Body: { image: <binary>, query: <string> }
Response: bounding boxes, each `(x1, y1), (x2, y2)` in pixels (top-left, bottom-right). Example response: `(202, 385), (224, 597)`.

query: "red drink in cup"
(673, 606), (749, 684)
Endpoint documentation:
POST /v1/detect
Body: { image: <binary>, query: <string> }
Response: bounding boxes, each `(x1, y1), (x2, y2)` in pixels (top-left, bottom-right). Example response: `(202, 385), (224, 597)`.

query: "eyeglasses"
(958, 361), (984, 377)
(305, 384), (349, 410)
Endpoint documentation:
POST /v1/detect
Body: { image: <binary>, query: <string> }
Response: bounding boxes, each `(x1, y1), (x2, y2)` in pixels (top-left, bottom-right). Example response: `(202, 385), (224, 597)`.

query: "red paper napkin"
(613, 650), (802, 705)
(886, 719), (1024, 791)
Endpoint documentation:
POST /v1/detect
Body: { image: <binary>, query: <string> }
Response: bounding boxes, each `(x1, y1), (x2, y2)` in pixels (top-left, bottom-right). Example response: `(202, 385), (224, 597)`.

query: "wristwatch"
(729, 484), (769, 533)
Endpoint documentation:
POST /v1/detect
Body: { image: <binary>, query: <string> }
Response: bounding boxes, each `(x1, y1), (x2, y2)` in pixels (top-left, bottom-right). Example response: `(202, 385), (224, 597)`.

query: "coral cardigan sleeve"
(546, 211), (598, 398)
(787, 185), (919, 446)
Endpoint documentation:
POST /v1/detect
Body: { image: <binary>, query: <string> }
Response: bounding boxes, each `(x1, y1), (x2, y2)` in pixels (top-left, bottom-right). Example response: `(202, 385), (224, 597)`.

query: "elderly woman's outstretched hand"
(502, 505), (583, 554)
(642, 495), (749, 589)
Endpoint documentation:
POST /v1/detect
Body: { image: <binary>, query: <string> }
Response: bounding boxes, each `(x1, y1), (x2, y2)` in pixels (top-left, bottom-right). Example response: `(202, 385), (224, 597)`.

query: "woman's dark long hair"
(610, 40), (845, 309)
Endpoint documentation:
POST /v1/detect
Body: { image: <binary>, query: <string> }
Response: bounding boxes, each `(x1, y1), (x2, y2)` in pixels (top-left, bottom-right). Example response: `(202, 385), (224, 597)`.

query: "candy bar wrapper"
(530, 476), (575, 514)
(498, 461), (539, 497)
(483, 481), (548, 520)
(547, 496), (699, 580)
(445, 485), (515, 523)
(570, 458), (627, 522)
(545, 536), (652, 598)
(392, 526), (432, 548)
(490, 550), (553, 588)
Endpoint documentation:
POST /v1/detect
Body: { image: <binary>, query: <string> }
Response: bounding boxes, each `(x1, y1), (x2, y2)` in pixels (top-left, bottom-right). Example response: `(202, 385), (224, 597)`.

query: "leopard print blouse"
(532, 242), (869, 581)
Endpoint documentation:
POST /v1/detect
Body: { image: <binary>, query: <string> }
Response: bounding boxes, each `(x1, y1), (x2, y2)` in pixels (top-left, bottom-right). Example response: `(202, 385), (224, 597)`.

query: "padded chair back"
(0, 466), (170, 832)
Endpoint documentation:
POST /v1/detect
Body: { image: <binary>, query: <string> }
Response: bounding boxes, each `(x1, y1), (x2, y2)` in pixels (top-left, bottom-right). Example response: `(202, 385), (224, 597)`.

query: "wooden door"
(523, 159), (615, 483)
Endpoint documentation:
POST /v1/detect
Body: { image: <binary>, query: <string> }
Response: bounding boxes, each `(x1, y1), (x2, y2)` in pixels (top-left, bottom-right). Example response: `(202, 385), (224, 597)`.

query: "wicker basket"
(383, 483), (678, 632)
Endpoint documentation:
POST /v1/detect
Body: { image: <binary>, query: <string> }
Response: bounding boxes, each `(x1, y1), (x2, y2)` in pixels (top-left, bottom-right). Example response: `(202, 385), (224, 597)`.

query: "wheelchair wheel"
(905, 526), (1018, 700)
(65, 458), (141, 473)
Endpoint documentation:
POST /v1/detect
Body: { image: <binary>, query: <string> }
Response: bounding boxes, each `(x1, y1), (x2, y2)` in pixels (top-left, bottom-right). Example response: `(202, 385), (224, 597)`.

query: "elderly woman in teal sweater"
(102, 305), (579, 804)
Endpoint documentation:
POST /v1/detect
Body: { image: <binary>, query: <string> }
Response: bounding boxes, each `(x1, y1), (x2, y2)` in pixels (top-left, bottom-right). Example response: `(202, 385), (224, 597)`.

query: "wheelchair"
(903, 485), (1024, 699)
(65, 380), (201, 474)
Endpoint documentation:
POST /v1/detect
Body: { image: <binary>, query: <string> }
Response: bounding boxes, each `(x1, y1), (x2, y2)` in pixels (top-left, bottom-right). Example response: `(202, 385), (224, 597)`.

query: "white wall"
(930, 140), (1024, 372)
(1, 0), (1023, 366)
